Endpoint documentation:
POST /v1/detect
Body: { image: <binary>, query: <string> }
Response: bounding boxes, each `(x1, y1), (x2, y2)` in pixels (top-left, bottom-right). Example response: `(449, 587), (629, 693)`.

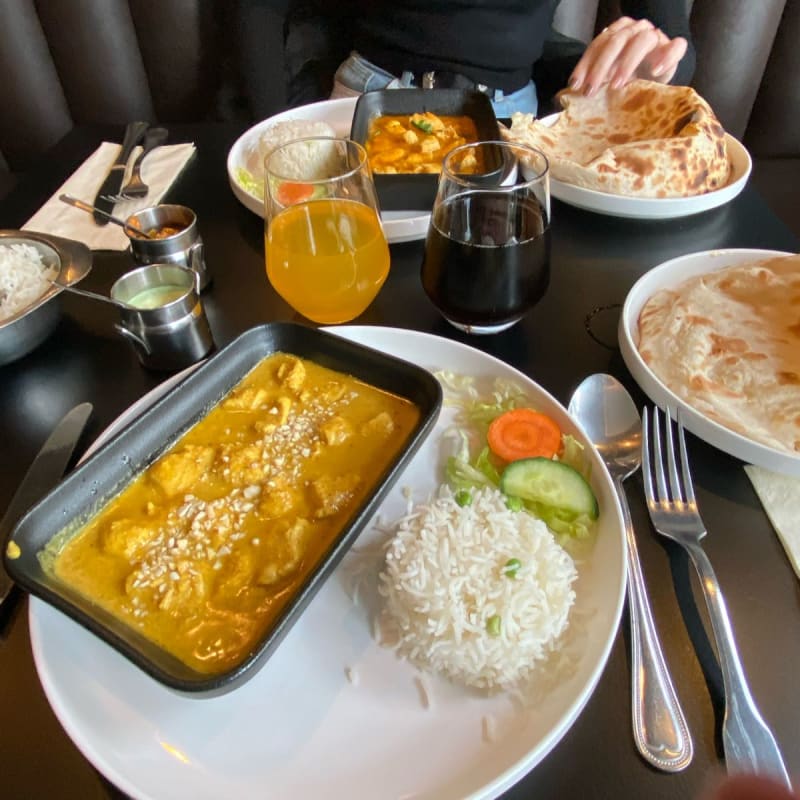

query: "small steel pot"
(126, 205), (211, 291)
(110, 264), (214, 371)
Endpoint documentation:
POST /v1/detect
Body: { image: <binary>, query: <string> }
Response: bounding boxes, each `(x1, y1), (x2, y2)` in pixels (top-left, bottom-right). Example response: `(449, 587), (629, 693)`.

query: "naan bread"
(502, 80), (730, 198)
(637, 254), (800, 455)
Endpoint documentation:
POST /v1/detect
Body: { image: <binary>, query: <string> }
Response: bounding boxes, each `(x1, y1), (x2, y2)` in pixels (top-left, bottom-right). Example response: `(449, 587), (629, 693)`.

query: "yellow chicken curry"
(365, 112), (481, 174)
(42, 353), (420, 674)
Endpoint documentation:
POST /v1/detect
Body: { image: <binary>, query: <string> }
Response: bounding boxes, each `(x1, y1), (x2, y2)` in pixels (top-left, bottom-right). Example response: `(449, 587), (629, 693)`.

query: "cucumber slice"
(500, 457), (599, 519)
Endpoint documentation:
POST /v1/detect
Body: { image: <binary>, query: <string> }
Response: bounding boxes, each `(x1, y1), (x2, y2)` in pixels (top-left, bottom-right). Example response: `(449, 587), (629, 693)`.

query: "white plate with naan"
(227, 97), (431, 243)
(536, 114), (751, 220)
(619, 248), (800, 476)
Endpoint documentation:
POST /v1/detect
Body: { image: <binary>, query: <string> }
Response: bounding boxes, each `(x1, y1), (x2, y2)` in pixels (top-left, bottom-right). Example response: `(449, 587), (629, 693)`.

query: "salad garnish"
(436, 371), (598, 540)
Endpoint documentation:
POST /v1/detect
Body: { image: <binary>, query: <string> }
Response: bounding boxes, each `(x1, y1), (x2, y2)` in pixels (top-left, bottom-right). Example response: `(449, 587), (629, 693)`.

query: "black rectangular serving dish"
(4, 322), (442, 696)
(350, 88), (500, 212)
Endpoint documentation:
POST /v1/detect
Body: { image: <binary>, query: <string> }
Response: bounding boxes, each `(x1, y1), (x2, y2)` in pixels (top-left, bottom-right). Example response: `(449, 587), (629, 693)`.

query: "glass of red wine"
(421, 140), (550, 334)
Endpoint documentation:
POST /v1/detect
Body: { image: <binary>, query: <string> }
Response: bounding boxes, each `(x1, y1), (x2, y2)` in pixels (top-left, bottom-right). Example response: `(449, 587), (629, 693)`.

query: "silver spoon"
(49, 279), (131, 311)
(569, 373), (694, 772)
(58, 194), (157, 239)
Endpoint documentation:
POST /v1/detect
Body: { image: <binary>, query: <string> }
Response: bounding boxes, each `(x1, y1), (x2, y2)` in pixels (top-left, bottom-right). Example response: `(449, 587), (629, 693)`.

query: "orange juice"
(265, 198), (390, 324)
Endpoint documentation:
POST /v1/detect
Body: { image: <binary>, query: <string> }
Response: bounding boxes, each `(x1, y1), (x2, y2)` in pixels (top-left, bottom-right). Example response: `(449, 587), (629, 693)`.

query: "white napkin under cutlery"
(23, 141), (196, 251)
(745, 465), (800, 579)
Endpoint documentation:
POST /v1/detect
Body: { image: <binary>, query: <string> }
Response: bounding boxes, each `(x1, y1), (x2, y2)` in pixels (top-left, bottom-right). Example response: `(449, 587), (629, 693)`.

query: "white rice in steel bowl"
(238, 119), (337, 197)
(0, 242), (59, 323)
(379, 484), (578, 692)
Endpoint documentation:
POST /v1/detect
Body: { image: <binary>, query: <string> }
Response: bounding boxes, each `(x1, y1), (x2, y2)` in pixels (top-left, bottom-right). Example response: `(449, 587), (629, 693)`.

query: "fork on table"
(102, 126), (169, 203)
(642, 406), (792, 788)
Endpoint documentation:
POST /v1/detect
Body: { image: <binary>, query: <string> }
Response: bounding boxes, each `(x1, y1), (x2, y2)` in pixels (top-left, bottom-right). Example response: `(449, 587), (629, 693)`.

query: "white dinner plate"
(29, 327), (626, 800)
(537, 114), (751, 220)
(619, 249), (800, 476)
(227, 98), (431, 243)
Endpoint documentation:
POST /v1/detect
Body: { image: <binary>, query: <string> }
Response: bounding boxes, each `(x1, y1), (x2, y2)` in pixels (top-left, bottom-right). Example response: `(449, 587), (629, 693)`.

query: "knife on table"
(0, 402), (93, 616)
(92, 121), (150, 224)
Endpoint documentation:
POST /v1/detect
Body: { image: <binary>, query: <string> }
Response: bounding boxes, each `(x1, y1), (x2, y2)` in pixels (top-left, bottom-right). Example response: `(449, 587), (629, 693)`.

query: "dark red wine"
(421, 191), (550, 329)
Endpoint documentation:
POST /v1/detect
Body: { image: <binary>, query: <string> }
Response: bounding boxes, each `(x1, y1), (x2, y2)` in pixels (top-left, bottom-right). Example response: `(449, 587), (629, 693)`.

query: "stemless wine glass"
(264, 137), (390, 325)
(420, 140), (550, 334)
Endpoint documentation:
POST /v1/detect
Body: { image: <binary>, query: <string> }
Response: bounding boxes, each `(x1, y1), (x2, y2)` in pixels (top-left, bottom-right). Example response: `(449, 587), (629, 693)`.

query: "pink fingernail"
(570, 75), (582, 90)
(651, 63), (666, 77)
(611, 77), (623, 89)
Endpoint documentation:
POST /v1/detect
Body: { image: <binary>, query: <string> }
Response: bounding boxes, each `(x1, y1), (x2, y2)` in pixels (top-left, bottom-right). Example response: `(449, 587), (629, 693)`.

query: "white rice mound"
(379, 485), (578, 691)
(0, 243), (57, 322)
(249, 118), (337, 177)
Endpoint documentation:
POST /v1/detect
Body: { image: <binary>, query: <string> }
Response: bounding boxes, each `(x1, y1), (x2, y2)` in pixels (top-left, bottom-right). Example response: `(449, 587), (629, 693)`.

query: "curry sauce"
(43, 353), (420, 674)
(366, 112), (481, 174)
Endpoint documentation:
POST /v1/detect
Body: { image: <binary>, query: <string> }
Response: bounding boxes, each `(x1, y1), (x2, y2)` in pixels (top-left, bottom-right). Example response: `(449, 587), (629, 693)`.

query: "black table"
(1, 125), (798, 800)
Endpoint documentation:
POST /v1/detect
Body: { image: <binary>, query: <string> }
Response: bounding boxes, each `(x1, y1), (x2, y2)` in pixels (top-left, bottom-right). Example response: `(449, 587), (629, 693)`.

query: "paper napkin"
(23, 141), (196, 251)
(745, 465), (800, 578)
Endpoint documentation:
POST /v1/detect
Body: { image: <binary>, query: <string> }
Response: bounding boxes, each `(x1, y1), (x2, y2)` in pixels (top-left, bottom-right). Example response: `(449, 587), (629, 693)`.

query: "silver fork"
(102, 126), (168, 202)
(642, 406), (792, 788)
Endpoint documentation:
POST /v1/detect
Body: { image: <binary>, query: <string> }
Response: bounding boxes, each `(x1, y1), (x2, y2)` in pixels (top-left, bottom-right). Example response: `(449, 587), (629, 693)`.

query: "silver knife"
(92, 121), (150, 224)
(0, 402), (93, 607)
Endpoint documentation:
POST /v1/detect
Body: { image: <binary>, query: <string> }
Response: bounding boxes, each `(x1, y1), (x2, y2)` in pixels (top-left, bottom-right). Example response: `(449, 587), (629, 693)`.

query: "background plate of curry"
(348, 88), (500, 212)
(619, 248), (800, 476)
(24, 327), (626, 800)
(526, 113), (751, 220)
(227, 97), (439, 243)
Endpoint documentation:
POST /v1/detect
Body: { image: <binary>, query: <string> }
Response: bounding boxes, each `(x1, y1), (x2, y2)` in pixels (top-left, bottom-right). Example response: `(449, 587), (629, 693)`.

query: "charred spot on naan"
(608, 132), (633, 145)
(708, 334), (749, 356)
(689, 374), (740, 398)
(620, 86), (659, 113)
(671, 111), (696, 136)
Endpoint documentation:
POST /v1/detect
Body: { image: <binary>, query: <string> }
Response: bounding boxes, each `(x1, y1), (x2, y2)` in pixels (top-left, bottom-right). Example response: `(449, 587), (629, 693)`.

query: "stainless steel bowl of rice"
(0, 230), (92, 365)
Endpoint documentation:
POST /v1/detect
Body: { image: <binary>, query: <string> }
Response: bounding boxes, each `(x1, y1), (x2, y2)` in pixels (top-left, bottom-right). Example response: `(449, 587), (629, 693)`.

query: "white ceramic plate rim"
(226, 97), (431, 243)
(29, 327), (626, 800)
(537, 113), (751, 219)
(619, 248), (800, 476)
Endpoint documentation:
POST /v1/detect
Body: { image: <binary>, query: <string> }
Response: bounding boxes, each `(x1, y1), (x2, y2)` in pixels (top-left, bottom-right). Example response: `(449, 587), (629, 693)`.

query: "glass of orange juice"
(264, 137), (390, 324)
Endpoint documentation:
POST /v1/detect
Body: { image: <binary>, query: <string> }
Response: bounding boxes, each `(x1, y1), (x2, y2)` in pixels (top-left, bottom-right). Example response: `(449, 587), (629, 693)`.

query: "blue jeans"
(331, 51), (538, 117)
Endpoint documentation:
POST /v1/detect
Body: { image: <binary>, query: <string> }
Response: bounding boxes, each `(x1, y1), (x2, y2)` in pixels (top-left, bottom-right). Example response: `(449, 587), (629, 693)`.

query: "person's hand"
(569, 16), (688, 97)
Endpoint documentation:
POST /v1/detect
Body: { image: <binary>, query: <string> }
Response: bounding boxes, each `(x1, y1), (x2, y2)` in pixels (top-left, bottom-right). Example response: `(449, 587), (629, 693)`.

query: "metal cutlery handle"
(618, 477), (694, 771)
(0, 403), (93, 612)
(683, 540), (792, 788)
(59, 194), (146, 238)
(115, 121), (150, 168)
(131, 127), (168, 175)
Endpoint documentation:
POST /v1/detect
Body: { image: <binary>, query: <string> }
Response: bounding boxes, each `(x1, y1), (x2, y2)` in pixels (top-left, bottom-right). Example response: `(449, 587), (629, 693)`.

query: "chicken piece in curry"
(42, 353), (420, 675)
(365, 112), (482, 174)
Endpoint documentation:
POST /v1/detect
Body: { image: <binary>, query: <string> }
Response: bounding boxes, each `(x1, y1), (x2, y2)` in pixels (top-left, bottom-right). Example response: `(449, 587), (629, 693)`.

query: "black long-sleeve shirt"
(351, 0), (695, 92)
(236, 0), (696, 117)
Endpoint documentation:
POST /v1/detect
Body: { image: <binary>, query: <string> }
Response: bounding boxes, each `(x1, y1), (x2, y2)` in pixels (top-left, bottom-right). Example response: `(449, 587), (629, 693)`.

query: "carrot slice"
(276, 181), (314, 206)
(487, 408), (562, 462)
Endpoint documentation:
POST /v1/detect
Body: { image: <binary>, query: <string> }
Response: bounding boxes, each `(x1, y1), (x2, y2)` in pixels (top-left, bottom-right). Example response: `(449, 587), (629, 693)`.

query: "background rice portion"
(247, 118), (336, 176)
(379, 485), (578, 691)
(0, 243), (57, 322)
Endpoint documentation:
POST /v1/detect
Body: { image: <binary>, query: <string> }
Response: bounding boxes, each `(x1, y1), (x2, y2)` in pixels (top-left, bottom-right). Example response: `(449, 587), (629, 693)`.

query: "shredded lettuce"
(236, 167), (264, 199)
(445, 446), (501, 491)
(557, 434), (592, 482)
(435, 370), (597, 540)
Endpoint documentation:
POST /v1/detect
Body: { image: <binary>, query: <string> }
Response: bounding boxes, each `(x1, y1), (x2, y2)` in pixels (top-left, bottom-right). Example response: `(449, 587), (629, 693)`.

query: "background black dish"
(350, 88), (500, 212)
(4, 322), (442, 696)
